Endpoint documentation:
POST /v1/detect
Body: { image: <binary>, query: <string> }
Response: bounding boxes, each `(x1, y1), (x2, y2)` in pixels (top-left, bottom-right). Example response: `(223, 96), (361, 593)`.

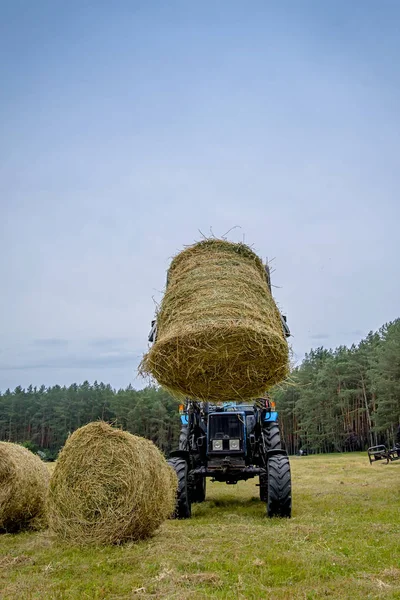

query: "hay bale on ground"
(140, 239), (289, 401)
(47, 421), (177, 545)
(0, 442), (50, 532)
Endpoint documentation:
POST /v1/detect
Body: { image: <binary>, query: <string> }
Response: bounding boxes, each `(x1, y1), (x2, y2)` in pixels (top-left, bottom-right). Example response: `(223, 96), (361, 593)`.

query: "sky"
(1, 0), (399, 392)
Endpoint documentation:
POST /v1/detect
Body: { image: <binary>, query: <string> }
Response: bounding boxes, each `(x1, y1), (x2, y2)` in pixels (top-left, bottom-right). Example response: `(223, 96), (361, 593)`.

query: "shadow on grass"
(192, 495), (266, 519)
(205, 496), (260, 508)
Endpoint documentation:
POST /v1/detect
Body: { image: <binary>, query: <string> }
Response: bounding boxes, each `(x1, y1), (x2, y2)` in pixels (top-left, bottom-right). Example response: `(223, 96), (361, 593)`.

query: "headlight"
(229, 439), (240, 450)
(212, 439), (223, 451)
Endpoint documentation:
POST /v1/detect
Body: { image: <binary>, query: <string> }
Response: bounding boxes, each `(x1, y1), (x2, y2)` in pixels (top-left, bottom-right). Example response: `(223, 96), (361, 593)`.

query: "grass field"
(1, 453), (400, 599)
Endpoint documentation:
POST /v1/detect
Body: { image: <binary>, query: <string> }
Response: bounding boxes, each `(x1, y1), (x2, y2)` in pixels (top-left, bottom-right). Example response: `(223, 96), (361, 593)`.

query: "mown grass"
(1, 453), (399, 599)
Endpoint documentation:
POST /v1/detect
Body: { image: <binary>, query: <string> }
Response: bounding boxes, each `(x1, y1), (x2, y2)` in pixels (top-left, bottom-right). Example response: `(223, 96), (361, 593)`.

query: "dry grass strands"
(47, 421), (177, 545)
(0, 442), (50, 532)
(141, 239), (289, 401)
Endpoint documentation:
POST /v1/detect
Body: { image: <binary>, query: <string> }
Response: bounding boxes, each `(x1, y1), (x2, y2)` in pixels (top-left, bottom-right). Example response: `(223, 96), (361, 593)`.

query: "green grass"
(1, 453), (400, 599)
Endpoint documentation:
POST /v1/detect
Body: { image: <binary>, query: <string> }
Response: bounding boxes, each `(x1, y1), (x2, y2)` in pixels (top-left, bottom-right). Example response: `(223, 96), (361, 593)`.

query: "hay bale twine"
(47, 421), (177, 545)
(0, 442), (50, 532)
(141, 239), (289, 401)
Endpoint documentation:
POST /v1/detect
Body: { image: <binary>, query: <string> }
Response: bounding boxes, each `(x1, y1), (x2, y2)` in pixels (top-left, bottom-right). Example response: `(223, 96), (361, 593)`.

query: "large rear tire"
(191, 476), (206, 503)
(167, 457), (191, 519)
(267, 455), (292, 518)
(259, 473), (267, 502)
(263, 422), (281, 450)
(179, 426), (189, 450)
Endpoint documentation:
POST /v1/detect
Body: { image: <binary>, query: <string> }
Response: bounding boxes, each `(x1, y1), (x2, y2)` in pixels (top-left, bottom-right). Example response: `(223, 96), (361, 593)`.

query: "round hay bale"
(0, 442), (50, 532)
(140, 239), (289, 401)
(47, 421), (177, 545)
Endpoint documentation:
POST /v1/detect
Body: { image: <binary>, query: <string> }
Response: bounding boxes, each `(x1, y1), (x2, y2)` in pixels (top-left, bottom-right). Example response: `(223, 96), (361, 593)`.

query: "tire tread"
(167, 457), (191, 519)
(267, 455), (292, 518)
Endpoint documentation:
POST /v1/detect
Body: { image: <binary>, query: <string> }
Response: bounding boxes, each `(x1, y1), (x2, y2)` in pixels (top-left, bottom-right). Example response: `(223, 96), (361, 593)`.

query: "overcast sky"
(1, 1), (399, 392)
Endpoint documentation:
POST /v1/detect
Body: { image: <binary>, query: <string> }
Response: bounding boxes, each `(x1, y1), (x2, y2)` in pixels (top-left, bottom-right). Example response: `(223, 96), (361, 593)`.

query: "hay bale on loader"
(0, 442), (50, 532)
(141, 239), (289, 401)
(47, 421), (177, 545)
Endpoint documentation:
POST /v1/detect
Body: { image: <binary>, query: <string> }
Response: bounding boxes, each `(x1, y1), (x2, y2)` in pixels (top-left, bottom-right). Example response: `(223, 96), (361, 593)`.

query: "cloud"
(0, 351), (141, 371)
(33, 338), (69, 347)
(88, 337), (131, 348)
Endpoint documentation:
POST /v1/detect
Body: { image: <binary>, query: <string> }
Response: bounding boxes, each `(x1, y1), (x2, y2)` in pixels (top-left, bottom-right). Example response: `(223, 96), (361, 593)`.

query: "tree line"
(274, 319), (400, 454)
(0, 319), (399, 457)
(0, 383), (181, 459)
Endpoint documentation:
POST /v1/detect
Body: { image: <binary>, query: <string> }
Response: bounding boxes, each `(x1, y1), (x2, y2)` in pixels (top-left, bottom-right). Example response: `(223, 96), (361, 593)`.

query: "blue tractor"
(166, 396), (291, 519)
(148, 264), (292, 519)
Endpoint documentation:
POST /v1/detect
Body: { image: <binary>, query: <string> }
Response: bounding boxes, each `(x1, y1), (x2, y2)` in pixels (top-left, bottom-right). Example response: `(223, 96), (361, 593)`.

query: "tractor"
(148, 263), (292, 518)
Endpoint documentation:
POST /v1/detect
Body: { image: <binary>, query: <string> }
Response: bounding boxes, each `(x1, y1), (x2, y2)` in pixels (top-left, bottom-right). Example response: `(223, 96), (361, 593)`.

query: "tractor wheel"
(267, 454), (292, 518)
(192, 476), (206, 503)
(259, 474), (267, 502)
(263, 422), (281, 450)
(179, 426), (189, 451)
(167, 457), (191, 519)
(260, 424), (281, 501)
